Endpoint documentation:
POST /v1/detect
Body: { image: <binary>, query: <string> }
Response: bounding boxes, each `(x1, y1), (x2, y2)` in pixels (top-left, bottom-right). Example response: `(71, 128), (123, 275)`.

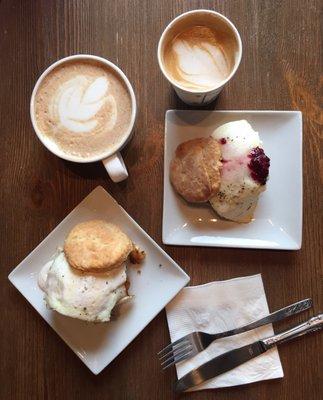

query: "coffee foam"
(55, 75), (116, 133)
(164, 26), (234, 90)
(34, 60), (132, 159)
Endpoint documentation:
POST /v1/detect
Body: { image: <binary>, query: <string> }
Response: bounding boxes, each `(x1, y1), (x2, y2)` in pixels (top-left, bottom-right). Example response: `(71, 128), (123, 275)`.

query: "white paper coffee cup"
(30, 54), (136, 183)
(157, 10), (242, 106)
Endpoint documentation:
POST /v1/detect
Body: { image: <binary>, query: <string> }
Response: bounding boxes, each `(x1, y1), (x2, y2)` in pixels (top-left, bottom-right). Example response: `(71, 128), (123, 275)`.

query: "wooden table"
(1, 1), (322, 399)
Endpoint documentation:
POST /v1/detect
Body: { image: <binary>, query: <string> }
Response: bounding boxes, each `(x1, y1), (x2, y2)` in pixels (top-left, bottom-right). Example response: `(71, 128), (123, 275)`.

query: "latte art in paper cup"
(158, 10), (242, 105)
(164, 26), (233, 91)
(33, 60), (132, 159)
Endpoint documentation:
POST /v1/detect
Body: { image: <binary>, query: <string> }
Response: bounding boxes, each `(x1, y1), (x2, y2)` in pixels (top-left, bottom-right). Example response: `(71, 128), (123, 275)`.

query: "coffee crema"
(34, 60), (132, 159)
(163, 26), (234, 91)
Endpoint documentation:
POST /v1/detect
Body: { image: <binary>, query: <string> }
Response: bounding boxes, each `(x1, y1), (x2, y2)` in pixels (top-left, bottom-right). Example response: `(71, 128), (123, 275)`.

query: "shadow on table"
(62, 159), (107, 180)
(168, 88), (221, 111)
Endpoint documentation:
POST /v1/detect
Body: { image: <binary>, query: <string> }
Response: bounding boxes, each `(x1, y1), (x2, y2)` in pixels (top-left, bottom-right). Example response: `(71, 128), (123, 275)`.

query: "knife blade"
(175, 341), (266, 393)
(175, 314), (323, 393)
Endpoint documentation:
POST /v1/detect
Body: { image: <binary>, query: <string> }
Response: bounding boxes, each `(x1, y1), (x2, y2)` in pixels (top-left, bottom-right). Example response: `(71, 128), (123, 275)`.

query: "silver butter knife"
(175, 313), (323, 393)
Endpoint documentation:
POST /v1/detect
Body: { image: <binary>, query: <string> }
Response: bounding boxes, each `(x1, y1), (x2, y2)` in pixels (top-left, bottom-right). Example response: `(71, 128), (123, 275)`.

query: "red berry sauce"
(248, 147), (270, 185)
(219, 138), (227, 145)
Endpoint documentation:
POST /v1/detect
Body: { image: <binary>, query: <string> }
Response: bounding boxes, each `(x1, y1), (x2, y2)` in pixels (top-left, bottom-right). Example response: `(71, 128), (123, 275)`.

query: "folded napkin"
(166, 274), (284, 391)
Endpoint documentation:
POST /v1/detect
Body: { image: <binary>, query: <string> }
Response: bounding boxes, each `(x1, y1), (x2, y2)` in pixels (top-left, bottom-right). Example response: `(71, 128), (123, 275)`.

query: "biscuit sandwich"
(38, 220), (145, 322)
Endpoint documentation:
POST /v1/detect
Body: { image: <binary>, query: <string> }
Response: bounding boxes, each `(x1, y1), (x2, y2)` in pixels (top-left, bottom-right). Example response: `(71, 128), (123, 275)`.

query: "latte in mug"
(33, 59), (132, 159)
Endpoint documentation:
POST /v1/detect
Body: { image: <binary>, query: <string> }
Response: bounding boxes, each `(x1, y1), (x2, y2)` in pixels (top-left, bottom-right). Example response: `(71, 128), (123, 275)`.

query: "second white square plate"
(9, 186), (190, 374)
(163, 110), (302, 250)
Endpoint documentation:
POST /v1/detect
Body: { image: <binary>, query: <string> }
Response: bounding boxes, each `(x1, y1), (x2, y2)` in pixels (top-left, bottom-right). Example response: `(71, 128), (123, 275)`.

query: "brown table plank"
(0, 1), (322, 399)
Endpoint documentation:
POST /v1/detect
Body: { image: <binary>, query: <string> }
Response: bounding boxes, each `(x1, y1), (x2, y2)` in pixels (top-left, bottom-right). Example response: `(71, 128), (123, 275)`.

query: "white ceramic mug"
(30, 54), (136, 182)
(157, 9), (242, 106)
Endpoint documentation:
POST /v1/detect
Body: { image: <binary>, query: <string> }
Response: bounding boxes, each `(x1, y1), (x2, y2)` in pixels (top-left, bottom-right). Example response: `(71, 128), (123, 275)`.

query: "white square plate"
(8, 186), (190, 374)
(163, 110), (302, 250)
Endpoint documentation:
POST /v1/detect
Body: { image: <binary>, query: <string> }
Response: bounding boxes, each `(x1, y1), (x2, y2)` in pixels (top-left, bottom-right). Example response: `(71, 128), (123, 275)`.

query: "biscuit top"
(170, 137), (222, 203)
(64, 220), (133, 272)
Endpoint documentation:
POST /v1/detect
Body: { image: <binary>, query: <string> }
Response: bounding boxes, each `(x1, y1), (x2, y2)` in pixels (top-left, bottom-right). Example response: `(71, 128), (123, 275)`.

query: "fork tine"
(157, 336), (188, 356)
(162, 346), (194, 370)
(160, 342), (191, 364)
(158, 339), (190, 361)
(161, 343), (193, 368)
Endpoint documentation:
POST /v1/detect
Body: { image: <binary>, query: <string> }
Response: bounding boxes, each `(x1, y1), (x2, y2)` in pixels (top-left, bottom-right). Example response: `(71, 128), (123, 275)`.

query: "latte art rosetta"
(34, 60), (132, 159)
(54, 76), (117, 133)
(164, 26), (233, 90)
(173, 40), (229, 88)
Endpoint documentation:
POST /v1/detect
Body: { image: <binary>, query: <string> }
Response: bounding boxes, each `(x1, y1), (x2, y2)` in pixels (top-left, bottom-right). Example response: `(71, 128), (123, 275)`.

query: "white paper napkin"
(166, 274), (284, 391)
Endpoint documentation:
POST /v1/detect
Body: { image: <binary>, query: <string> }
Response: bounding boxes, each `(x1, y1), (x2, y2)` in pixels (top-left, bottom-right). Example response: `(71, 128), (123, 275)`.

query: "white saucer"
(8, 186), (190, 374)
(163, 110), (302, 250)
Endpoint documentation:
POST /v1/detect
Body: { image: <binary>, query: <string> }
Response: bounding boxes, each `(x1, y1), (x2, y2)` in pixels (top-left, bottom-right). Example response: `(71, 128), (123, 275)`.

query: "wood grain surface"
(0, 1), (322, 399)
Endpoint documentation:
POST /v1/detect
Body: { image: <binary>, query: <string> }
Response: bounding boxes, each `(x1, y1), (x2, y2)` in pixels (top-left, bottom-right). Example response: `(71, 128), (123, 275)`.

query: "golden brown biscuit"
(64, 220), (133, 272)
(170, 137), (222, 202)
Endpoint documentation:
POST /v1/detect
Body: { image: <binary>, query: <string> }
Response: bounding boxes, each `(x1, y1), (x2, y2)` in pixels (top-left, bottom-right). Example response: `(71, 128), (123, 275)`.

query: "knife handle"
(261, 313), (323, 349)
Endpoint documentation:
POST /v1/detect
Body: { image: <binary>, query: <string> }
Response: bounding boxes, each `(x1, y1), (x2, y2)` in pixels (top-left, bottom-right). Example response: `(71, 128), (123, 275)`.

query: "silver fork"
(158, 298), (312, 369)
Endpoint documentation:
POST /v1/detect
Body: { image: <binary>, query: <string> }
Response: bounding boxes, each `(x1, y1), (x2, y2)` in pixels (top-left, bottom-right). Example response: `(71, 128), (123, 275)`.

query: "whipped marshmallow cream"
(163, 26), (233, 90)
(34, 60), (132, 159)
(38, 251), (127, 322)
(210, 120), (270, 222)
